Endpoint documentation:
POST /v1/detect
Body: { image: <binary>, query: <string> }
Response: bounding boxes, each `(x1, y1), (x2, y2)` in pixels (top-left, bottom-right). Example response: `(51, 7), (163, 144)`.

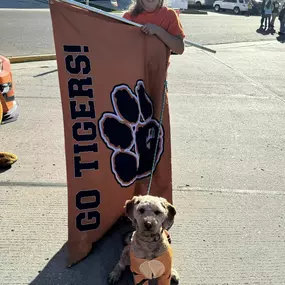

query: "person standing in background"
(263, 0), (273, 29)
(270, 0), (280, 30)
(247, 0), (253, 16)
(259, 0), (267, 28)
(278, 4), (285, 35)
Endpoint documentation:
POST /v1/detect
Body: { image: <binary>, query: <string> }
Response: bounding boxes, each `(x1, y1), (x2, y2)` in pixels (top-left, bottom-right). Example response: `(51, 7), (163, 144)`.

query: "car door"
(238, 0), (248, 11)
(221, 0), (231, 9)
(227, 0), (236, 10)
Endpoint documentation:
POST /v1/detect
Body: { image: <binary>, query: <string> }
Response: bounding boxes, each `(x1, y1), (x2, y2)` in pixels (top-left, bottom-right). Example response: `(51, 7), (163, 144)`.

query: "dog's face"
(125, 195), (176, 234)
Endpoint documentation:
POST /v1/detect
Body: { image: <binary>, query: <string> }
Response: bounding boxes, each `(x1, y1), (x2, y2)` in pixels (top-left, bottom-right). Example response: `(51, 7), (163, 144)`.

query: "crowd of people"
(259, 0), (285, 35)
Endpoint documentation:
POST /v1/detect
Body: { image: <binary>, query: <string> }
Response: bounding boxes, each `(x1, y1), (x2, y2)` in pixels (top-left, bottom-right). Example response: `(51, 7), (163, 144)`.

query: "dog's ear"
(161, 200), (176, 230)
(124, 196), (140, 223)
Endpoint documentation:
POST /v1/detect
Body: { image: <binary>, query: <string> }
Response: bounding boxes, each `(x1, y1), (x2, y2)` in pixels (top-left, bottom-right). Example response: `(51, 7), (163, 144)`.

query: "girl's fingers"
(141, 25), (149, 34)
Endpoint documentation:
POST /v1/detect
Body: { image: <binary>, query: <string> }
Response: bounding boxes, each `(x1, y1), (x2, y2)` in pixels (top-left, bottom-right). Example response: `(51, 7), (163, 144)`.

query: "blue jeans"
(264, 14), (271, 28)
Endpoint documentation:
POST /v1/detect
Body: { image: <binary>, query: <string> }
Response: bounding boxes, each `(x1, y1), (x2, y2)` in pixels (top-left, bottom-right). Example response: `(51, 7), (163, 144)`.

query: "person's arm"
(140, 24), (185, 55)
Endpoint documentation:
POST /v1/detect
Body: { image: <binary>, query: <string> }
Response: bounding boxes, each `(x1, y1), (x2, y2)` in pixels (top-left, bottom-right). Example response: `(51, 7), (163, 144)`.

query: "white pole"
(57, 0), (217, 54)
(86, 0), (89, 5)
(184, 40), (216, 54)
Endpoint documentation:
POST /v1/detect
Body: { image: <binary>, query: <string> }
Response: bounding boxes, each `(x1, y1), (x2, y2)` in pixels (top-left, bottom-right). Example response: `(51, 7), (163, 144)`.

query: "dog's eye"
(155, 210), (161, 215)
(139, 208), (145, 214)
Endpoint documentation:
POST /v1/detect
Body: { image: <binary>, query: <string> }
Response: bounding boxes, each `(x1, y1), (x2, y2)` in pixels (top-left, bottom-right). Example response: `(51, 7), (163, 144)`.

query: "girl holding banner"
(123, 0), (185, 55)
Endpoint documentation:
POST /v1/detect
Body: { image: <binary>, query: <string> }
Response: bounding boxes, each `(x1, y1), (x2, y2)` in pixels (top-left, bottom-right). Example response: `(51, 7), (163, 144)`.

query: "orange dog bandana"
(130, 232), (173, 285)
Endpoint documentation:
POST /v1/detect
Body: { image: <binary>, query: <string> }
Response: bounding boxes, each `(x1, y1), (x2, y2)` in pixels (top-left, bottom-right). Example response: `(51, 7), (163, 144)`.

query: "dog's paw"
(108, 270), (121, 285)
(171, 268), (180, 284)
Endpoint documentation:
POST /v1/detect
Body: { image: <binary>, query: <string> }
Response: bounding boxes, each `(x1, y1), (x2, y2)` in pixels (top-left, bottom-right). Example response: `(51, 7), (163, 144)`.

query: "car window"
(239, 0), (243, 3)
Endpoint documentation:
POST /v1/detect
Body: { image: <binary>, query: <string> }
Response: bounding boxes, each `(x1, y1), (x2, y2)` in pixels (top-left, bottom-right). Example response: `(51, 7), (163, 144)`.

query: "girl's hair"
(129, 0), (164, 16)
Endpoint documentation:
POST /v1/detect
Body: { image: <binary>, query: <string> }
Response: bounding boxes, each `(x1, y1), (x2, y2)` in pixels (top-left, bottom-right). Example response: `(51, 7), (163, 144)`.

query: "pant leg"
(271, 14), (277, 28)
(281, 20), (285, 33)
(261, 14), (265, 26)
(266, 15), (272, 28)
(264, 15), (268, 28)
(267, 15), (271, 28)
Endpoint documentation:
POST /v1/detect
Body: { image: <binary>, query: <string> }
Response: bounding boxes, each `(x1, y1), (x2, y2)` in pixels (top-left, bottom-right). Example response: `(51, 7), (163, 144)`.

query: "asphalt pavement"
(0, 0), (49, 8)
(1, 40), (285, 284)
(0, 6), (281, 57)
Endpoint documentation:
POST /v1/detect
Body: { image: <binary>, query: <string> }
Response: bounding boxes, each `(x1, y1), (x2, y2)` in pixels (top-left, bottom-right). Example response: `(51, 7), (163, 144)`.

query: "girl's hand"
(141, 23), (185, 54)
(140, 24), (161, 35)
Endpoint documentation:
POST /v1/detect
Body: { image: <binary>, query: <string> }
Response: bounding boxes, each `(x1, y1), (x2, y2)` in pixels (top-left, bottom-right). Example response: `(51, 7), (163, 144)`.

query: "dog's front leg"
(171, 268), (180, 284)
(108, 245), (130, 284)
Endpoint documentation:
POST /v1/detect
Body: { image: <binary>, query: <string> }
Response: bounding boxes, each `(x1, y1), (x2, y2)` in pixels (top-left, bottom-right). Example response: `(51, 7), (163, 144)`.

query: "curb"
(8, 54), (56, 64)
(181, 9), (208, 15)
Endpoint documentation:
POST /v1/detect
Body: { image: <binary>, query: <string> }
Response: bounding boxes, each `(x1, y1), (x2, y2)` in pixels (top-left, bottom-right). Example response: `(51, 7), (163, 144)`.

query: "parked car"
(0, 55), (19, 124)
(213, 0), (248, 14)
(188, 0), (206, 9)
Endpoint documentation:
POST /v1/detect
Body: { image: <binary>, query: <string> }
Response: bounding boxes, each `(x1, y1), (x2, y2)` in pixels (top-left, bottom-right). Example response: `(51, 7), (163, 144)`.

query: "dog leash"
(125, 81), (167, 285)
(146, 80), (168, 195)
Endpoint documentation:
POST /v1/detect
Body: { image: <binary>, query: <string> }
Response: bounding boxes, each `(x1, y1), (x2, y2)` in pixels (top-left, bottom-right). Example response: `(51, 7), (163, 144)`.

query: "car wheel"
(195, 1), (202, 9)
(214, 4), (220, 11)
(233, 6), (240, 14)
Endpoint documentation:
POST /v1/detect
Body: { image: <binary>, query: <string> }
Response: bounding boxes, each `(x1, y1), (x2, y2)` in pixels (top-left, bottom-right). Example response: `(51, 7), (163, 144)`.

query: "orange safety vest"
(130, 232), (173, 285)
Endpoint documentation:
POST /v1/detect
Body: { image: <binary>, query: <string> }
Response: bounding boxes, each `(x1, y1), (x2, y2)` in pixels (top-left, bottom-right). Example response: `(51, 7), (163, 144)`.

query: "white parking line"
(177, 186), (285, 195)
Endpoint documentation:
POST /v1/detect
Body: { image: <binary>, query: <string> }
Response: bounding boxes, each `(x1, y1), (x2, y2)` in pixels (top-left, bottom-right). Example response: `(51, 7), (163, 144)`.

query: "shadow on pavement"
(256, 26), (285, 43)
(276, 35), (285, 43)
(256, 27), (277, 36)
(30, 218), (134, 285)
(34, 69), (58, 78)
(0, 166), (11, 174)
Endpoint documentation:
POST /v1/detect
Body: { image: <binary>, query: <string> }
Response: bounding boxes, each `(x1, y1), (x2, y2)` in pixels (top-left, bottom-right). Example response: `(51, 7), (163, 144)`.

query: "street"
(1, 1), (285, 285)
(0, 7), (280, 57)
(0, 0), (49, 8)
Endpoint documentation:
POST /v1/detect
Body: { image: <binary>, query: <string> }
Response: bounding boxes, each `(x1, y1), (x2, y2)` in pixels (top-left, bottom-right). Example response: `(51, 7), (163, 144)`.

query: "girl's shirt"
(123, 7), (185, 39)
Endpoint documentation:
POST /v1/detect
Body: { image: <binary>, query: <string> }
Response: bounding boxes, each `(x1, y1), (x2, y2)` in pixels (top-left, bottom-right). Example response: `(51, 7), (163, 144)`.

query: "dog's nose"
(144, 221), (152, 230)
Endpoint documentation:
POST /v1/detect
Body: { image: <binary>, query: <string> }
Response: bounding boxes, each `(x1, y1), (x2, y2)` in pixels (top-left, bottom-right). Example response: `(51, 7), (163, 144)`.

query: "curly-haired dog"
(108, 195), (179, 285)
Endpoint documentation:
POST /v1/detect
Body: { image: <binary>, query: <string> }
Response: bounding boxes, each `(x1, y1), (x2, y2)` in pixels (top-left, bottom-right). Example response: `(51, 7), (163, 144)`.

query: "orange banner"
(49, 0), (172, 266)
